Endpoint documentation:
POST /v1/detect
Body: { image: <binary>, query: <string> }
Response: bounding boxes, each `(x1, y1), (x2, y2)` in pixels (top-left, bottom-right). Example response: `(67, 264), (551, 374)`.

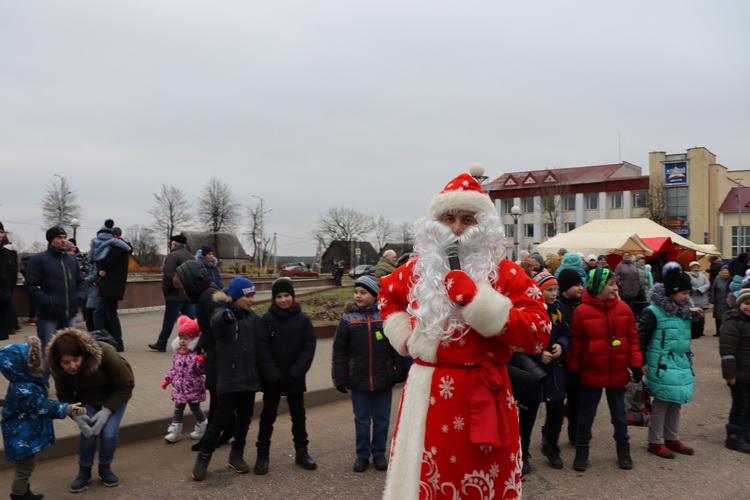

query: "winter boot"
(616, 442), (633, 470)
(192, 452), (212, 481)
(70, 464), (92, 493)
(190, 420), (208, 440)
(725, 424), (750, 453)
(254, 446), (270, 475)
(165, 422), (183, 443)
(572, 445), (589, 472)
(228, 449), (250, 473)
(98, 463), (119, 487)
(542, 442), (564, 469)
(665, 440), (694, 455)
(521, 446), (531, 476)
(295, 446), (317, 470)
(10, 485), (43, 500)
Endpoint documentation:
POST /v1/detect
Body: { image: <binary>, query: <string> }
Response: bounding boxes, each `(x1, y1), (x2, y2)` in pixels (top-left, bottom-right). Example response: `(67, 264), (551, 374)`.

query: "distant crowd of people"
(1, 194), (750, 499)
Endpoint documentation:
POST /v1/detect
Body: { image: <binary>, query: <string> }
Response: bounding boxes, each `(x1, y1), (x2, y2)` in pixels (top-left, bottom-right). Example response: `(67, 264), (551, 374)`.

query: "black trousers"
(518, 398), (566, 452)
(256, 391), (308, 448)
(200, 391), (255, 455)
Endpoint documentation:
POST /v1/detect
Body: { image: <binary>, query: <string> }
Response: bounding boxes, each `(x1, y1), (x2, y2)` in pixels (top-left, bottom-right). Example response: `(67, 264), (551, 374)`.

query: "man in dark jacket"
(149, 234), (195, 352)
(24, 226), (85, 354)
(0, 222), (18, 341)
(94, 226), (133, 352)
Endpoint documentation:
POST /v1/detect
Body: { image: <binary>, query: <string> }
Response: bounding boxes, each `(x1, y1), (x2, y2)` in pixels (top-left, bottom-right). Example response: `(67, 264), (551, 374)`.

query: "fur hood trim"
(47, 328), (103, 379)
(211, 289), (232, 304)
(647, 283), (692, 319)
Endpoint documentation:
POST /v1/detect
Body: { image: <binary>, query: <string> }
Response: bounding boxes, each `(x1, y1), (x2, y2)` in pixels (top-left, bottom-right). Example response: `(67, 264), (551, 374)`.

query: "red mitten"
(444, 270), (478, 305)
(196, 354), (206, 365)
(161, 379), (169, 390)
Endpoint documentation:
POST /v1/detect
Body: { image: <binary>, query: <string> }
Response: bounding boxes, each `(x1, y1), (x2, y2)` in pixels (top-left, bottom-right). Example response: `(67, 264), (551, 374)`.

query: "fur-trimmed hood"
(0, 336), (45, 383)
(46, 327), (103, 380)
(647, 283), (692, 319)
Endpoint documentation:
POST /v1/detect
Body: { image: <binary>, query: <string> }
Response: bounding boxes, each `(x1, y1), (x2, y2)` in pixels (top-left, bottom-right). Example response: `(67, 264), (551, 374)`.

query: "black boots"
(572, 445), (589, 471)
(192, 452), (212, 481)
(542, 442), (563, 469)
(616, 442), (633, 470)
(70, 464), (92, 493)
(725, 424), (750, 453)
(10, 485), (43, 500)
(295, 446), (317, 470)
(254, 446), (270, 475)
(521, 446), (531, 476)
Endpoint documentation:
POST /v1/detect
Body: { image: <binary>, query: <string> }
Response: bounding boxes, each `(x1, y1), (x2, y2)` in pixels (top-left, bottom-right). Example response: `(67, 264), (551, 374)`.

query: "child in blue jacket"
(1, 336), (86, 500)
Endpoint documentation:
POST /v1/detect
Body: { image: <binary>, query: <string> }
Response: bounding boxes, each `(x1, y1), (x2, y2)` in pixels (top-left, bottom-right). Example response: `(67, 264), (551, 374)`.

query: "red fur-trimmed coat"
(378, 257), (549, 500)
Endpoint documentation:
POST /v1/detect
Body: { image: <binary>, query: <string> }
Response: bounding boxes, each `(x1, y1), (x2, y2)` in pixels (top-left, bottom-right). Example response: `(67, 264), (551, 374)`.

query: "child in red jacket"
(568, 268), (643, 472)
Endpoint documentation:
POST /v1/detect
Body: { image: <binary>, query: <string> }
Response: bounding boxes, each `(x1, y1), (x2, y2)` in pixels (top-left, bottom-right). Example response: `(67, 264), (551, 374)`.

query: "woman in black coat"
(254, 279), (317, 474)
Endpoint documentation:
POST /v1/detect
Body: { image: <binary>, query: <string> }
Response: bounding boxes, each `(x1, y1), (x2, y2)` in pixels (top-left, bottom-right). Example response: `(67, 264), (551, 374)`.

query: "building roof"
(718, 187), (750, 212)
(181, 231), (251, 260)
(486, 162), (642, 193)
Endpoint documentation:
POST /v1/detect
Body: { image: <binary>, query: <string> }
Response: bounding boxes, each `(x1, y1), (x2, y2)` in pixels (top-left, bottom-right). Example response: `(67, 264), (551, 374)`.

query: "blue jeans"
(94, 296), (122, 346)
(576, 384), (629, 446)
(351, 389), (392, 458)
(36, 316), (76, 382)
(79, 403), (127, 466)
(155, 300), (195, 347)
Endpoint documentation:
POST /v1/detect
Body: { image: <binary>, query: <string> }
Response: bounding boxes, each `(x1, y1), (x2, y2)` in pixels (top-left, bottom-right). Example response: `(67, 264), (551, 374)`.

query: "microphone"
(445, 243), (461, 271)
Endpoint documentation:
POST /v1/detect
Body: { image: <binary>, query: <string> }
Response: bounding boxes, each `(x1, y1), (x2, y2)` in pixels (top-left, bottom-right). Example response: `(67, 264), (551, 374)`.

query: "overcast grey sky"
(2, 0), (748, 256)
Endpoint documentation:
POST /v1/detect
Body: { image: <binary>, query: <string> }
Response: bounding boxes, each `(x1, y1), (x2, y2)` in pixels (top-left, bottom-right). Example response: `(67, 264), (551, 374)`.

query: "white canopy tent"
(536, 232), (654, 258)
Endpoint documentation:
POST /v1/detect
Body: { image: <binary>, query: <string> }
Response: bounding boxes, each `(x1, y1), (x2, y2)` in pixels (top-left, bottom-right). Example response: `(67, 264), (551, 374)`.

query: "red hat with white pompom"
(428, 173), (496, 218)
(177, 316), (201, 340)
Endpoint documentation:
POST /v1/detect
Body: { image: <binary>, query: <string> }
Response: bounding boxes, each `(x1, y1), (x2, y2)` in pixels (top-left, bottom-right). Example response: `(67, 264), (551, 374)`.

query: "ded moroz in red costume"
(379, 173), (550, 500)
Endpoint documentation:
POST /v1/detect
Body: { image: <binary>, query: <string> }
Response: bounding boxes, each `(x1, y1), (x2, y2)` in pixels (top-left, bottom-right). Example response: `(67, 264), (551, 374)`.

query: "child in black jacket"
(254, 278), (317, 474)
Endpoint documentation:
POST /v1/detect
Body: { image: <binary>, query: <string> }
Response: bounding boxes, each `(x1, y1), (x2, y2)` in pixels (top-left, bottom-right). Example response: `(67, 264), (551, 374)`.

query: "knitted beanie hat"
(355, 275), (380, 298)
(533, 271), (558, 291)
(45, 226), (66, 243)
(228, 277), (256, 301)
(201, 245), (215, 255)
(588, 268), (616, 296)
(662, 262), (691, 296)
(177, 315), (201, 340)
(737, 288), (750, 308)
(558, 268), (583, 292)
(428, 173), (495, 218)
(97, 219), (114, 235)
(272, 277), (295, 300)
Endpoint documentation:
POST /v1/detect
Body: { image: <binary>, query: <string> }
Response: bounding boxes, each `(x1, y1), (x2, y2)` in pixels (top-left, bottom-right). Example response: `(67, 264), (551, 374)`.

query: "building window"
(522, 197), (534, 213)
(585, 194), (598, 210)
(564, 222), (576, 233)
(502, 199), (514, 215)
(524, 224), (534, 238)
(543, 223), (555, 239)
(633, 192), (648, 208)
(664, 186), (688, 220)
(732, 226), (750, 256)
(564, 195), (576, 211)
(611, 192), (623, 209)
(504, 224), (515, 238)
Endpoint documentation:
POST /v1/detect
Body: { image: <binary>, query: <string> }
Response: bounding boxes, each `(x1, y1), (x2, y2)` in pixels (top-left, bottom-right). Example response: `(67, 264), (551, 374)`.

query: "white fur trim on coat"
(407, 332), (441, 365)
(428, 189), (496, 218)
(383, 363), (434, 500)
(461, 282), (512, 337)
(383, 311), (412, 356)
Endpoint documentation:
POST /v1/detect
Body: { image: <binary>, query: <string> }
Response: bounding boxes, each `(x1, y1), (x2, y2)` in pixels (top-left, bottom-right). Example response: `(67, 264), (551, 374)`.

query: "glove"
(161, 379), (169, 390)
(73, 415), (94, 438)
(196, 354), (206, 365)
(89, 408), (112, 436)
(444, 270), (478, 305)
(630, 366), (644, 383)
(65, 402), (87, 417)
(336, 385), (348, 394)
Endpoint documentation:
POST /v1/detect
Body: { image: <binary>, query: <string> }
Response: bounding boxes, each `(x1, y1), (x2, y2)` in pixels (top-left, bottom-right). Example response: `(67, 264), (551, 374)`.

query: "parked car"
(349, 264), (376, 279)
(279, 265), (319, 278)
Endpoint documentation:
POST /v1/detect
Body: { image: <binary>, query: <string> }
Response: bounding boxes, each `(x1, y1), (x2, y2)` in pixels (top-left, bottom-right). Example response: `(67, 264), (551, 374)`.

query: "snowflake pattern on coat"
(380, 258), (549, 500)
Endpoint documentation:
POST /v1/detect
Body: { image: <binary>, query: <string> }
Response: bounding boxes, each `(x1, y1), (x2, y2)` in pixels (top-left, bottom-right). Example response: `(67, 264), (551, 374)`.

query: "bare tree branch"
(126, 224), (161, 267)
(39, 176), (82, 231)
(148, 184), (192, 252)
(372, 215), (397, 252)
(196, 178), (240, 234)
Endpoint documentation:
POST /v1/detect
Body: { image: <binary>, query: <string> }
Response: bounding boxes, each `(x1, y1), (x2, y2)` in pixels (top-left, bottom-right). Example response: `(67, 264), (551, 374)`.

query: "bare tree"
(30, 241), (46, 253)
(643, 180), (666, 224)
(533, 183), (568, 239)
(39, 176), (82, 231)
(245, 200), (272, 267)
(196, 177), (241, 254)
(399, 221), (414, 247)
(148, 184), (192, 252)
(372, 215), (397, 252)
(126, 224), (161, 267)
(313, 207), (373, 261)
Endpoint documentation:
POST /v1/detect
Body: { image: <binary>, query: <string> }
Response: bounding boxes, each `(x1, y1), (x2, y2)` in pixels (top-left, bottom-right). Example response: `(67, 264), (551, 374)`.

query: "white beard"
(408, 212), (507, 342)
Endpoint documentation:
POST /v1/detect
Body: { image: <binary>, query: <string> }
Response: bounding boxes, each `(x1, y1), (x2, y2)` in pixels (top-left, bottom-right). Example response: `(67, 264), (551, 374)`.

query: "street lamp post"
(469, 163), (489, 188)
(510, 205), (522, 261)
(70, 218), (80, 242)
